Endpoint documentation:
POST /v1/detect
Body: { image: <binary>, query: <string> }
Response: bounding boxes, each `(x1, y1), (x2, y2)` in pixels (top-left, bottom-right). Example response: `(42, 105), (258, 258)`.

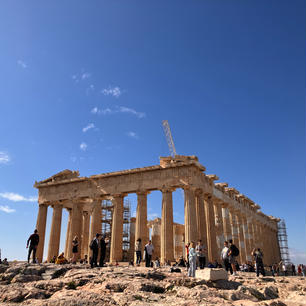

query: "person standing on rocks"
(188, 242), (197, 277)
(195, 240), (206, 269)
(89, 233), (100, 268)
(144, 240), (154, 267)
(251, 248), (265, 277)
(228, 239), (239, 276)
(26, 229), (39, 263)
(99, 235), (108, 267)
(71, 236), (79, 264)
(221, 241), (233, 274)
(135, 238), (142, 266)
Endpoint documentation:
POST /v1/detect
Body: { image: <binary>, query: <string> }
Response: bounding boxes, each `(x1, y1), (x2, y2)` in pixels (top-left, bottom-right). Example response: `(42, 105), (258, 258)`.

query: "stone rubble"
(0, 263), (305, 306)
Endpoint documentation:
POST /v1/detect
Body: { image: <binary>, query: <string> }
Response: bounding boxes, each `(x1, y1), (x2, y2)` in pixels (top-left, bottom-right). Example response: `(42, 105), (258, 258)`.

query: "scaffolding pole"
(277, 219), (290, 265)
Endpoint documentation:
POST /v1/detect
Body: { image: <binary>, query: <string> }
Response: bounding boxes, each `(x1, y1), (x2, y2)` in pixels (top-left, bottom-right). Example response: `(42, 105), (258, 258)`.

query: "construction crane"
(162, 120), (177, 158)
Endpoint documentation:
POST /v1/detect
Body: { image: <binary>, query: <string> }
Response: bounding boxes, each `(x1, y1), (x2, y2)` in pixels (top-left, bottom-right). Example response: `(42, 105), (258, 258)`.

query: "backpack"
(89, 239), (95, 250)
(231, 245), (240, 257)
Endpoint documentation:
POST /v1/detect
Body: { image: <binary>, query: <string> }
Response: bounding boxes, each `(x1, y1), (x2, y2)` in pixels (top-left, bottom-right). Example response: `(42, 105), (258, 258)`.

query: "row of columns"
(35, 186), (281, 266)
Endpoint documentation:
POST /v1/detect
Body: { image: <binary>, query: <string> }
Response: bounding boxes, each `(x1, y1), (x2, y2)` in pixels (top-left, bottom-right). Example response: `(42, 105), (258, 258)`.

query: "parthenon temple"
(34, 155), (281, 265)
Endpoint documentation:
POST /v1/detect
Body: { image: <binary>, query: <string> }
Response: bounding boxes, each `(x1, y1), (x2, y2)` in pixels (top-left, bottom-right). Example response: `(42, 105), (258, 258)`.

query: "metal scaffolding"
(277, 219), (290, 264)
(101, 198), (131, 261)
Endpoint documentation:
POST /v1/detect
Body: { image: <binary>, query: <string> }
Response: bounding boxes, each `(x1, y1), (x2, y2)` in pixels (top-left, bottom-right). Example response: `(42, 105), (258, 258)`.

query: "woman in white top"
(188, 242), (197, 277)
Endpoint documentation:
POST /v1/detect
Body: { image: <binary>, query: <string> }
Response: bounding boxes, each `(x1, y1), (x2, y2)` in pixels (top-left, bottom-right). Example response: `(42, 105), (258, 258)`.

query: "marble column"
(161, 188), (174, 263)
(213, 200), (224, 254)
(184, 187), (197, 245)
(151, 221), (161, 259)
(204, 194), (218, 262)
(64, 208), (72, 257)
(81, 211), (90, 259)
(195, 190), (207, 248)
(129, 217), (136, 261)
(135, 191), (149, 247)
(47, 204), (63, 262)
(88, 200), (102, 258)
(242, 216), (252, 261)
(246, 217), (255, 253)
(110, 195), (124, 263)
(221, 203), (232, 242)
(236, 213), (246, 264)
(68, 202), (83, 260)
(35, 204), (48, 263)
(228, 208), (239, 246)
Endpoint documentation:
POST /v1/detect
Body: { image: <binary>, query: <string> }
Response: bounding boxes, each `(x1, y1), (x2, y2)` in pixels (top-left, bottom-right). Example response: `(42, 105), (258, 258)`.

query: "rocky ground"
(0, 263), (305, 306)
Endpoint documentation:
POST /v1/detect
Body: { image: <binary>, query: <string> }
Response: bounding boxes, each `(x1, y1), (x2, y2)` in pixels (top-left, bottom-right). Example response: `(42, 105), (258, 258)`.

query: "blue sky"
(0, 1), (305, 264)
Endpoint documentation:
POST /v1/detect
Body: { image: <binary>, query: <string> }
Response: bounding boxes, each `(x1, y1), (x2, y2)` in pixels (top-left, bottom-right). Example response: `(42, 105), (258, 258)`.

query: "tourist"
(252, 248), (265, 277)
(55, 253), (68, 264)
(71, 236), (79, 264)
(99, 235), (108, 267)
(89, 233), (100, 268)
(272, 263), (277, 277)
(26, 229), (39, 264)
(135, 238), (142, 266)
(228, 239), (239, 276)
(297, 264), (302, 276)
(154, 257), (160, 268)
(2, 258), (8, 265)
(282, 263), (287, 276)
(188, 242), (197, 277)
(185, 242), (190, 268)
(50, 255), (56, 263)
(302, 264), (306, 277)
(291, 263), (296, 276)
(177, 256), (186, 267)
(144, 240), (154, 267)
(195, 240), (206, 269)
(221, 241), (232, 274)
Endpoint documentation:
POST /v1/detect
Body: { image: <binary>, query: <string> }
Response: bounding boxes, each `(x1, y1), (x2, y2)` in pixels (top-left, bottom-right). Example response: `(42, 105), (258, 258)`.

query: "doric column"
(135, 191), (149, 245)
(35, 204), (48, 263)
(204, 194), (218, 262)
(213, 199), (224, 255)
(228, 207), (239, 246)
(47, 204), (63, 262)
(110, 194), (124, 263)
(246, 217), (254, 253)
(64, 208), (72, 257)
(221, 203), (232, 241)
(161, 188), (174, 264)
(68, 202), (83, 260)
(129, 217), (136, 261)
(236, 213), (246, 264)
(81, 211), (90, 259)
(173, 224), (184, 260)
(184, 187), (197, 245)
(195, 190), (207, 248)
(151, 221), (161, 259)
(242, 216), (252, 261)
(88, 200), (102, 258)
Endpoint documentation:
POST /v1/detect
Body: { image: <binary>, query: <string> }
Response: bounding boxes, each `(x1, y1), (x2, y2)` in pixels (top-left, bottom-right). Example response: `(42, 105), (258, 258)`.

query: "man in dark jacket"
(99, 236), (108, 267)
(90, 233), (100, 268)
(26, 229), (39, 263)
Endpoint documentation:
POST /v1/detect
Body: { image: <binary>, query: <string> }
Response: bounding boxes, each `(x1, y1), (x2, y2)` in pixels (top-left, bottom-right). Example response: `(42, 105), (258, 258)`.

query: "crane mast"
(162, 120), (177, 158)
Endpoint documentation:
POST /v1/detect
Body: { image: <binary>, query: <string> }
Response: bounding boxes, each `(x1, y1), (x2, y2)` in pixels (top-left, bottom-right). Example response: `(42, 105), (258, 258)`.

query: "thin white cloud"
(17, 60), (27, 69)
(91, 107), (99, 114)
(81, 72), (91, 80)
(102, 86), (122, 98)
(0, 205), (15, 213)
(119, 106), (145, 118)
(82, 123), (95, 133)
(86, 84), (95, 95)
(101, 108), (113, 115)
(0, 152), (10, 164)
(0, 192), (37, 202)
(126, 131), (138, 139)
(80, 142), (87, 151)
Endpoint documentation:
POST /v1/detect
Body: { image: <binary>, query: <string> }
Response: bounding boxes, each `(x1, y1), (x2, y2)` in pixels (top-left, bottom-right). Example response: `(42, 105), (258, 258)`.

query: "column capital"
(136, 190), (150, 196)
(204, 193), (212, 201)
(160, 187), (176, 193)
(111, 193), (127, 199)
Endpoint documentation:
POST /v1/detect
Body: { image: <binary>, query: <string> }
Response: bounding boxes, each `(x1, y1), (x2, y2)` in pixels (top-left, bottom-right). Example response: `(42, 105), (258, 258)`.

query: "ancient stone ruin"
(33, 155), (281, 265)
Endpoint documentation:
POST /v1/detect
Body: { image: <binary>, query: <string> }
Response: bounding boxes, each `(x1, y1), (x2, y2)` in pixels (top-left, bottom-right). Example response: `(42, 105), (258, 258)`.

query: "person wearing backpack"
(251, 248), (265, 277)
(228, 239), (239, 276)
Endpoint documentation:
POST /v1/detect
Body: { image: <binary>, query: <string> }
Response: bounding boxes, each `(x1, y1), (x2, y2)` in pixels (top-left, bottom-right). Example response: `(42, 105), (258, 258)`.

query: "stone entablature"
(33, 155), (281, 265)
